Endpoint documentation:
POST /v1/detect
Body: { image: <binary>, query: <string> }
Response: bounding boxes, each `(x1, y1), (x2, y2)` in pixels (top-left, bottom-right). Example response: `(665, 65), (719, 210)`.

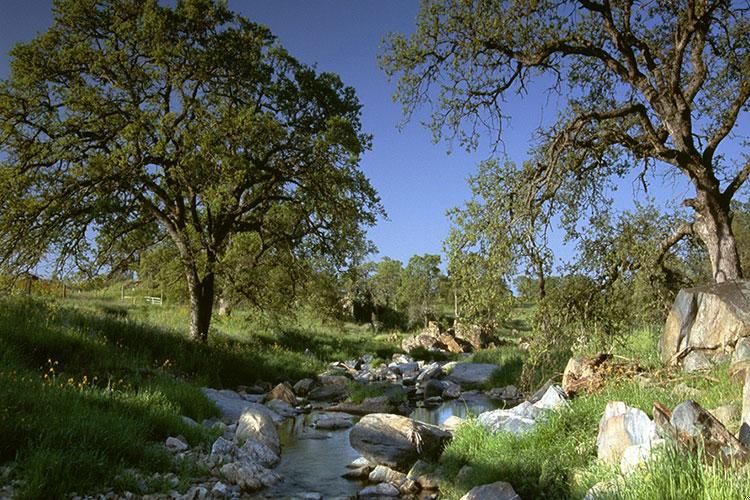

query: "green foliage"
(397, 254), (443, 328)
(0, 0), (382, 340)
(0, 294), (402, 498)
(383, 0), (750, 282)
(471, 346), (527, 389)
(446, 160), (543, 327)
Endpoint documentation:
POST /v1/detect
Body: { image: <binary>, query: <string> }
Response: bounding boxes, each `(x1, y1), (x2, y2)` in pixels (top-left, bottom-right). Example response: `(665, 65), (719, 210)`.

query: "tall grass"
(439, 360), (743, 499)
(0, 295), (401, 498)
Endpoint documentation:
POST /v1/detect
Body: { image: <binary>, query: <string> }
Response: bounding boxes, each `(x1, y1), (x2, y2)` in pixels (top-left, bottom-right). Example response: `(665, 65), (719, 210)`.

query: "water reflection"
(410, 393), (498, 426)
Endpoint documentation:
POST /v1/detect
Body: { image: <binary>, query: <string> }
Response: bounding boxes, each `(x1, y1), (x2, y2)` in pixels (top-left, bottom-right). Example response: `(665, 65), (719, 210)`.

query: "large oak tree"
(0, 0), (381, 341)
(383, 0), (750, 283)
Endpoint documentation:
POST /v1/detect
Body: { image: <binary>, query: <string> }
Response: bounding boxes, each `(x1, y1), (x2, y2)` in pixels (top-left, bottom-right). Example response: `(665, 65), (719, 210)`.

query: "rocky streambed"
(163, 351), (568, 500)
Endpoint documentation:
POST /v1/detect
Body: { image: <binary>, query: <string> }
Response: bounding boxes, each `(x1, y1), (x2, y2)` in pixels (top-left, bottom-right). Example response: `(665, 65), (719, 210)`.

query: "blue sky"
(1, 1), (747, 271)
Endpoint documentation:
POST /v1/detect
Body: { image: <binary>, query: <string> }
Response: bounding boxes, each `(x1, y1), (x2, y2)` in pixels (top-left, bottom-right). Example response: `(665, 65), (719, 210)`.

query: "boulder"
(238, 439), (280, 468)
(424, 379), (448, 399)
(670, 400), (748, 465)
(596, 401), (659, 464)
(459, 481), (520, 500)
(265, 399), (298, 418)
(267, 382), (296, 405)
(417, 362), (443, 383)
(439, 333), (466, 353)
(235, 404), (280, 455)
(202, 387), (264, 422)
(659, 281), (750, 367)
(447, 363), (498, 388)
(349, 413), (451, 472)
(442, 415), (464, 433)
(453, 322), (491, 351)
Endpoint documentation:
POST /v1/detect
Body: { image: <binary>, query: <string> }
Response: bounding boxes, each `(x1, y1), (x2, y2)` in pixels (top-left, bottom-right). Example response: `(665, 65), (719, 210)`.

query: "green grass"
(470, 345), (527, 389)
(438, 360), (743, 499)
(0, 295), (402, 499)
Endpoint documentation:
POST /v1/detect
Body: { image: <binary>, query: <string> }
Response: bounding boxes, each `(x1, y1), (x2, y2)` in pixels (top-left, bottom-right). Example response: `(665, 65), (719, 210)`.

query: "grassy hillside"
(0, 295), (400, 499)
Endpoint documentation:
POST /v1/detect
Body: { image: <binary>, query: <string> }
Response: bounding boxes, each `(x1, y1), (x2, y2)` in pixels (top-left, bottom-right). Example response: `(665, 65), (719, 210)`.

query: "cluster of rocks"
(401, 322), (501, 355)
(345, 383), (566, 499)
(585, 396), (750, 498)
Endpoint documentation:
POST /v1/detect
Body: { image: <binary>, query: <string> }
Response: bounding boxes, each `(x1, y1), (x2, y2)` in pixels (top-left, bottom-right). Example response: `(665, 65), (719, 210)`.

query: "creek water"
(256, 394), (499, 499)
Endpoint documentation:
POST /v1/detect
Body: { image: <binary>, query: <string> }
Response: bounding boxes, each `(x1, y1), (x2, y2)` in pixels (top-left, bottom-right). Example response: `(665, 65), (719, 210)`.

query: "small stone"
(368, 464), (406, 485)
(165, 436), (189, 452)
(710, 403), (741, 428)
(442, 415), (464, 433)
(293, 378), (315, 396)
(358, 483), (400, 497)
(267, 382), (297, 405)
(211, 482), (229, 497)
(682, 351), (713, 373)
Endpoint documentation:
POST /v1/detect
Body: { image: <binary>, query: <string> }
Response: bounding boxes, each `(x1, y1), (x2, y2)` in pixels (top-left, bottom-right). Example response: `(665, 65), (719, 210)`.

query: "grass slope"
(0, 296), (399, 499)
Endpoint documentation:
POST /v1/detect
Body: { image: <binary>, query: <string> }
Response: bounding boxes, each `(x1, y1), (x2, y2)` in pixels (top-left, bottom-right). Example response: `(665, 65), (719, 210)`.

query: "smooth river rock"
(349, 413), (451, 472)
(235, 404), (280, 455)
(447, 363), (498, 388)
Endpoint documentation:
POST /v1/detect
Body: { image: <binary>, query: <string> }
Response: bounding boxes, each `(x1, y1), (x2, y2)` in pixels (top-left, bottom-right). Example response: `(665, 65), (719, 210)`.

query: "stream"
(255, 394), (499, 499)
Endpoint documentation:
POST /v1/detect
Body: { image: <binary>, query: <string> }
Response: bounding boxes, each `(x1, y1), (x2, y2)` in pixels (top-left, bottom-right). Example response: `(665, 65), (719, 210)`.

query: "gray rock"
(312, 413), (354, 430)
(424, 379), (448, 399)
(659, 281), (750, 366)
(417, 362), (443, 382)
(210, 482), (230, 498)
(165, 436), (188, 452)
(308, 384), (349, 402)
(442, 415), (464, 433)
(235, 404), (280, 455)
(211, 436), (235, 457)
(442, 380), (462, 399)
(368, 464), (406, 484)
(349, 413), (451, 472)
(265, 399), (298, 418)
(596, 401), (659, 464)
(358, 482), (400, 497)
(348, 456), (374, 469)
(238, 439), (280, 468)
(460, 481), (520, 500)
(682, 350), (714, 373)
(181, 416), (199, 427)
(202, 387), (263, 422)
(293, 378), (315, 396)
(447, 363), (498, 388)
(710, 403), (741, 428)
(671, 399), (748, 463)
(391, 362), (420, 375)
(220, 460), (281, 490)
(477, 386), (567, 435)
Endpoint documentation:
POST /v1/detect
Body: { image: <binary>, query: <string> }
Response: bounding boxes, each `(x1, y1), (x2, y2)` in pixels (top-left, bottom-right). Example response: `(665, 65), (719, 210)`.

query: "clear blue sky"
(1, 1), (747, 270)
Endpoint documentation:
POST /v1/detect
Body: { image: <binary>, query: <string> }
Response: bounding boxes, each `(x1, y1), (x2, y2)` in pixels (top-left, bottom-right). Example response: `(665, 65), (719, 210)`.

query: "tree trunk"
(693, 191), (743, 283)
(187, 271), (215, 342)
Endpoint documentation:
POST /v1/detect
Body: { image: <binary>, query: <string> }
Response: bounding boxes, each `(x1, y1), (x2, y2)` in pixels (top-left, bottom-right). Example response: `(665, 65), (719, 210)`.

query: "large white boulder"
(596, 401), (659, 464)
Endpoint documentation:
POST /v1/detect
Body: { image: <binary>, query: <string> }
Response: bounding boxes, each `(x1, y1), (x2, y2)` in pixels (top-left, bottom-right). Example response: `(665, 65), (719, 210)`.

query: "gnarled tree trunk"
(693, 190), (743, 283)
